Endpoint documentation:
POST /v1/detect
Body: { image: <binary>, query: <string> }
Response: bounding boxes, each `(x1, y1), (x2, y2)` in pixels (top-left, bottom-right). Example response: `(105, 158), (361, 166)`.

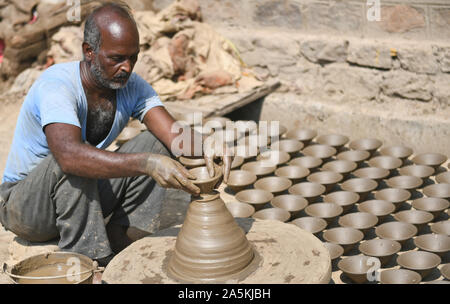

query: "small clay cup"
(386, 175), (423, 192)
(302, 144), (337, 162)
(116, 126), (141, 145)
(323, 191), (360, 214)
(285, 128), (317, 146)
(230, 156), (244, 169)
(397, 251), (441, 279)
(412, 197), (450, 219)
(271, 194), (308, 219)
(398, 165), (435, 180)
(275, 165), (310, 184)
(226, 170), (257, 193)
(341, 178), (378, 202)
(375, 222), (418, 246)
(189, 164), (223, 194)
(431, 221), (450, 236)
(323, 227), (364, 254)
(357, 200), (396, 222)
(322, 160), (357, 179)
(305, 203), (344, 225)
(256, 150), (291, 166)
(323, 242), (344, 261)
(349, 138), (382, 156)
(379, 269), (421, 284)
(241, 161), (276, 177)
(271, 139), (304, 156)
(441, 264), (450, 280)
(379, 145), (413, 164)
(235, 189), (274, 211)
(359, 239), (401, 266)
(289, 156), (323, 172)
(353, 167), (390, 183)
(338, 212), (378, 235)
(336, 150), (371, 166)
(338, 255), (379, 284)
(288, 182), (326, 203)
(436, 171), (450, 184)
(225, 201), (255, 218)
(414, 234), (450, 257)
(368, 156), (402, 174)
(291, 217), (327, 236)
(307, 171), (344, 193)
(252, 207), (291, 222)
(254, 176), (292, 196)
(393, 210), (434, 232)
(412, 153), (447, 171)
(179, 156), (206, 169)
(316, 134), (349, 152)
(423, 183), (450, 200)
(375, 188), (411, 211)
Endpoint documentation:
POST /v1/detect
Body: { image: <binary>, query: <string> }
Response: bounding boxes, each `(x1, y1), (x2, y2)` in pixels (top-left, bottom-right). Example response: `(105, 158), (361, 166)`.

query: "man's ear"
(82, 42), (94, 62)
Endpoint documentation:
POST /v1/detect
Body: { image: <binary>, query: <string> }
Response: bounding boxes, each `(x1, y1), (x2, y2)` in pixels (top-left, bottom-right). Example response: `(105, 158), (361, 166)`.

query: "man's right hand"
(144, 154), (200, 196)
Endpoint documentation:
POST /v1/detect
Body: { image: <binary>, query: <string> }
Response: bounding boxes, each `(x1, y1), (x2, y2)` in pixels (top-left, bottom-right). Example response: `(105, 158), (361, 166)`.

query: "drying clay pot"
(412, 153), (447, 171)
(393, 210), (434, 231)
(413, 234), (450, 257)
(375, 222), (418, 246)
(307, 171), (343, 193)
(441, 264), (450, 280)
(189, 164), (223, 194)
(397, 251), (441, 279)
(291, 217), (328, 236)
(398, 165), (435, 180)
(289, 156), (323, 171)
(368, 156), (402, 173)
(338, 212), (378, 235)
(256, 150), (291, 167)
(284, 128), (317, 146)
(302, 144), (337, 161)
(412, 197), (450, 219)
(341, 178), (378, 202)
(323, 242), (344, 261)
(252, 207), (291, 222)
(305, 203), (343, 226)
(271, 194), (308, 219)
(353, 167), (390, 182)
(179, 156), (206, 169)
(254, 176), (292, 196)
(241, 161), (276, 177)
(322, 227), (364, 254)
(423, 183), (450, 200)
(431, 221), (450, 236)
(275, 165), (310, 184)
(338, 255), (379, 284)
(323, 191), (360, 214)
(271, 139), (304, 156)
(226, 170), (257, 193)
(349, 138), (382, 156)
(375, 188), (411, 211)
(379, 269), (421, 284)
(235, 189), (274, 211)
(379, 145), (413, 164)
(230, 156), (244, 169)
(359, 239), (401, 267)
(386, 176), (423, 192)
(336, 150), (371, 166)
(436, 171), (450, 184)
(322, 160), (357, 179)
(316, 134), (349, 152)
(288, 182), (326, 203)
(225, 202), (255, 218)
(357, 200), (396, 222)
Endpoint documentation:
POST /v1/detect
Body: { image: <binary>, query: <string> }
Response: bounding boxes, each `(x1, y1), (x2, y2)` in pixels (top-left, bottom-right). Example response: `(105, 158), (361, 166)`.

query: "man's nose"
(120, 59), (132, 74)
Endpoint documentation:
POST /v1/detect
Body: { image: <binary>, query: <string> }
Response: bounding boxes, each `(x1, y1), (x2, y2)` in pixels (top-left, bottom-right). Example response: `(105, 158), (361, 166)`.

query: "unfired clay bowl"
(179, 156), (206, 169)
(397, 251), (441, 279)
(436, 171), (450, 184)
(341, 178), (378, 202)
(285, 128), (317, 146)
(379, 269), (421, 284)
(393, 210), (434, 231)
(288, 182), (326, 203)
(289, 156), (323, 171)
(414, 234), (450, 257)
(189, 164), (223, 194)
(254, 176), (292, 195)
(386, 175), (423, 192)
(353, 167), (390, 182)
(412, 197), (450, 219)
(230, 156), (244, 169)
(235, 189), (274, 211)
(316, 134), (349, 151)
(349, 138), (382, 156)
(241, 161), (276, 177)
(271, 194), (308, 218)
(291, 217), (327, 236)
(379, 145), (413, 164)
(336, 150), (371, 166)
(322, 160), (357, 179)
(323, 191), (360, 213)
(338, 255), (379, 284)
(338, 212), (378, 235)
(256, 150), (291, 166)
(423, 183), (450, 200)
(412, 153), (447, 171)
(431, 221), (450, 236)
(252, 207), (291, 222)
(368, 156), (402, 172)
(271, 139), (304, 156)
(302, 144), (337, 161)
(323, 242), (344, 261)
(275, 165), (310, 183)
(375, 188), (411, 211)
(441, 264), (450, 280)
(305, 203), (344, 225)
(225, 202), (255, 218)
(359, 239), (401, 266)
(375, 222), (418, 245)
(357, 200), (396, 222)
(398, 165), (435, 180)
(323, 227), (364, 254)
(307, 171), (343, 192)
(226, 170), (257, 193)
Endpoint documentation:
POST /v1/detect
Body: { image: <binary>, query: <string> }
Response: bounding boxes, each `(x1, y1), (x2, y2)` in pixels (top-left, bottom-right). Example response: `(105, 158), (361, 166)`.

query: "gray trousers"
(0, 131), (169, 260)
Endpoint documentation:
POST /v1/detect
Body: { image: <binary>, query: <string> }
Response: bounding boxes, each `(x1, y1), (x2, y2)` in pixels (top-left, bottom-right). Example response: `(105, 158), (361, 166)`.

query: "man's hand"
(144, 154), (200, 195)
(202, 135), (233, 184)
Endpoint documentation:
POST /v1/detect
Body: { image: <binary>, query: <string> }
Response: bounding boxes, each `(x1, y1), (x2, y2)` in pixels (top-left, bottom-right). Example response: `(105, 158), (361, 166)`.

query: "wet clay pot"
(290, 217), (327, 236)
(397, 251), (441, 279)
(412, 153), (447, 171)
(323, 242), (344, 261)
(302, 144), (337, 162)
(270, 194), (308, 219)
(349, 138), (382, 156)
(256, 150), (291, 167)
(235, 189), (274, 211)
(441, 264), (450, 280)
(423, 183), (450, 200)
(359, 239), (401, 266)
(284, 128), (317, 146)
(357, 200), (396, 222)
(336, 150), (371, 167)
(289, 156), (323, 172)
(386, 176), (423, 192)
(375, 188), (411, 211)
(226, 170), (257, 193)
(316, 134), (349, 152)
(230, 156), (244, 170)
(189, 164), (223, 194)
(412, 197), (450, 219)
(270, 139), (304, 156)
(368, 156), (402, 175)
(379, 145), (413, 165)
(225, 202), (255, 218)
(398, 165), (435, 180)
(179, 156), (206, 169)
(305, 203), (344, 226)
(307, 171), (343, 193)
(413, 234), (450, 257)
(431, 221), (450, 236)
(338, 212), (378, 235)
(241, 161), (276, 178)
(323, 227), (364, 254)
(436, 171), (450, 184)
(275, 165), (310, 184)
(167, 191), (256, 283)
(341, 178), (378, 202)
(254, 176), (292, 196)
(338, 255), (379, 284)
(353, 167), (390, 183)
(323, 191), (360, 214)
(322, 160), (357, 179)
(375, 222), (418, 246)
(379, 269), (421, 284)
(288, 182), (326, 203)
(393, 210), (434, 232)
(252, 207), (291, 222)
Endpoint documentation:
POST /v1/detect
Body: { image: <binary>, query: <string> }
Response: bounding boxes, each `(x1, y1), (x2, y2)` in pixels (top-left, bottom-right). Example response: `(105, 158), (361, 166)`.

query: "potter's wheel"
(102, 219), (332, 284)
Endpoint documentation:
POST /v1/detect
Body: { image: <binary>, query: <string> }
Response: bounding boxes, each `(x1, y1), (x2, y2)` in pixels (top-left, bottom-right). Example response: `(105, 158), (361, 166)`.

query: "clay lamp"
(256, 150), (291, 166)
(414, 234), (450, 258)
(290, 217), (327, 237)
(179, 156), (206, 169)
(349, 138), (382, 156)
(323, 242), (344, 262)
(338, 255), (379, 284)
(322, 160), (357, 179)
(397, 251), (441, 279)
(254, 176), (292, 196)
(307, 171), (343, 193)
(353, 167), (390, 183)
(305, 203), (343, 226)
(338, 212), (378, 235)
(436, 171), (450, 184)
(336, 150), (371, 167)
(235, 189), (274, 211)
(441, 264), (450, 280)
(203, 116), (231, 129)
(374, 188), (411, 211)
(431, 221), (450, 236)
(225, 201), (255, 218)
(368, 156), (402, 175)
(412, 197), (450, 219)
(288, 182), (326, 203)
(270, 139), (304, 156)
(323, 227), (364, 254)
(398, 165), (435, 181)
(284, 128), (317, 146)
(189, 164), (223, 194)
(375, 222), (418, 246)
(233, 144), (258, 162)
(316, 134), (349, 152)
(289, 156), (323, 172)
(359, 239), (401, 267)
(271, 194), (308, 219)
(379, 269), (422, 284)
(423, 183), (450, 200)
(252, 207), (291, 222)
(341, 178), (378, 202)
(226, 170), (257, 193)
(241, 161), (276, 178)
(412, 153), (447, 172)
(116, 126), (141, 145)
(386, 175), (423, 193)
(230, 156), (244, 169)
(302, 144), (337, 162)
(393, 210), (434, 232)
(323, 191), (360, 214)
(357, 200), (396, 222)
(379, 145), (413, 165)
(275, 165), (310, 184)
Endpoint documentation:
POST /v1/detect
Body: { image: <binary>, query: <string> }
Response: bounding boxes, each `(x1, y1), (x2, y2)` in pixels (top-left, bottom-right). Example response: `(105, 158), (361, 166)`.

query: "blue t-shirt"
(3, 61), (164, 183)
